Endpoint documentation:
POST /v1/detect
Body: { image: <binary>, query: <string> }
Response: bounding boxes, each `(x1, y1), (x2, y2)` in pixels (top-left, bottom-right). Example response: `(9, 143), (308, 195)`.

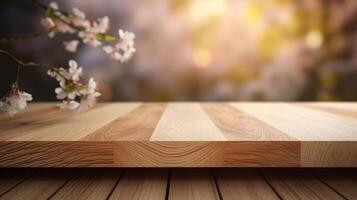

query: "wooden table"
(0, 102), (356, 167)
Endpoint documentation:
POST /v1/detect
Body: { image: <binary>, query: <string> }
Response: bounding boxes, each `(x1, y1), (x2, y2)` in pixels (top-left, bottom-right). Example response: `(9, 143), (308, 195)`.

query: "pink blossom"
(63, 40), (79, 52)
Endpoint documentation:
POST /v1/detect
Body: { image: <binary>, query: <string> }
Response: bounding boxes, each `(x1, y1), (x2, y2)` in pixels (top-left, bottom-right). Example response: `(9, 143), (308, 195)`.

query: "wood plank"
(202, 103), (296, 141)
(312, 169), (357, 199)
(0, 142), (114, 167)
(299, 103), (357, 119)
(231, 103), (357, 141)
(169, 169), (220, 200)
(113, 141), (299, 167)
(0, 169), (77, 200)
(301, 141), (357, 167)
(9, 103), (140, 141)
(214, 169), (279, 200)
(51, 169), (121, 200)
(0, 103), (55, 124)
(0, 104), (70, 141)
(0, 102), (357, 167)
(83, 103), (166, 141)
(0, 169), (34, 196)
(150, 103), (226, 141)
(109, 169), (168, 200)
(261, 169), (344, 200)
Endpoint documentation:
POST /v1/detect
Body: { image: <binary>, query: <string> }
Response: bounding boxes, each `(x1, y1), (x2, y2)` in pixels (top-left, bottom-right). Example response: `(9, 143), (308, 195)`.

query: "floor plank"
(0, 169), (34, 196)
(169, 169), (220, 200)
(312, 169), (357, 199)
(214, 169), (279, 200)
(50, 169), (121, 200)
(0, 169), (356, 200)
(0, 169), (77, 200)
(109, 169), (168, 200)
(261, 169), (345, 200)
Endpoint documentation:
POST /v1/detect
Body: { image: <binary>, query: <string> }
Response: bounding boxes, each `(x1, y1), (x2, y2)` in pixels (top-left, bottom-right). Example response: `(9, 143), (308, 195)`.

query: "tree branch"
(0, 29), (51, 43)
(0, 49), (42, 67)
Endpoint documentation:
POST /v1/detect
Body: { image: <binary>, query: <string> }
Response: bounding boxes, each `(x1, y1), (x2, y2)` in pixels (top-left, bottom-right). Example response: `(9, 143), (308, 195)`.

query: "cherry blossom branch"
(0, 49), (42, 67)
(0, 50), (101, 116)
(0, 29), (54, 43)
(0, 1), (113, 43)
(0, 50), (36, 116)
(0, 1), (135, 117)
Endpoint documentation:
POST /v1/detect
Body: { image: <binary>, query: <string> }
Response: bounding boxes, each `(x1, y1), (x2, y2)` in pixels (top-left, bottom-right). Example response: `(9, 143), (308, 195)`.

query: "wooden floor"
(0, 168), (356, 200)
(1, 102), (357, 167)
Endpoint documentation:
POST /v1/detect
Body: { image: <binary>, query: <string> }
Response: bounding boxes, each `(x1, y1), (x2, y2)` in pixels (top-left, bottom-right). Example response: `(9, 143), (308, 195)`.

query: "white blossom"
(63, 40), (79, 52)
(90, 17), (110, 34)
(82, 33), (102, 47)
(41, 17), (56, 37)
(71, 8), (90, 28)
(40, 2), (135, 61)
(41, 17), (55, 29)
(0, 89), (33, 117)
(49, 2), (59, 9)
(48, 60), (101, 112)
(68, 59), (83, 81)
(0, 101), (17, 117)
(7, 91), (33, 110)
(102, 46), (114, 54)
(58, 100), (80, 110)
(102, 30), (136, 62)
(118, 29), (135, 47)
(72, 7), (86, 19)
(56, 20), (75, 34)
(78, 78), (101, 110)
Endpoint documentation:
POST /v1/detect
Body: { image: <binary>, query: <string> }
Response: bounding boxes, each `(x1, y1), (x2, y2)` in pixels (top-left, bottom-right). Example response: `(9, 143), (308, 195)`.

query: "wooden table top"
(0, 102), (356, 167)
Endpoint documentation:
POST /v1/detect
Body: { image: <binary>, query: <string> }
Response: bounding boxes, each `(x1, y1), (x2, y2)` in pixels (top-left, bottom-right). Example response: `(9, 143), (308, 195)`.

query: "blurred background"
(1, 0), (357, 102)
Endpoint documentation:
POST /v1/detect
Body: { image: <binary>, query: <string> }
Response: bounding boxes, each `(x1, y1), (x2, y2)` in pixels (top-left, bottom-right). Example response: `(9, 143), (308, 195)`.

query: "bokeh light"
(193, 48), (212, 68)
(306, 30), (323, 49)
(1, 0), (357, 101)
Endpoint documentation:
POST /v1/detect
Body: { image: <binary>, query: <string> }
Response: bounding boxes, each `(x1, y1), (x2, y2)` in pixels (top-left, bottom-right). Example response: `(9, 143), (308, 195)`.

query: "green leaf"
(95, 34), (116, 42)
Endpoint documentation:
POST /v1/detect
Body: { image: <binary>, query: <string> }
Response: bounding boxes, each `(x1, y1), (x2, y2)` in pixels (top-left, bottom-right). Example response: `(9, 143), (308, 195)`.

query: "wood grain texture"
(51, 170), (121, 200)
(299, 103), (357, 119)
(114, 141), (299, 167)
(0, 142), (114, 167)
(261, 169), (344, 200)
(202, 103), (296, 141)
(0, 169), (33, 196)
(83, 103), (166, 141)
(169, 169), (220, 200)
(9, 103), (140, 141)
(231, 103), (357, 141)
(0, 169), (356, 199)
(109, 169), (168, 200)
(302, 142), (357, 167)
(0, 169), (77, 200)
(214, 169), (279, 200)
(1, 102), (357, 167)
(312, 169), (357, 199)
(150, 103), (226, 141)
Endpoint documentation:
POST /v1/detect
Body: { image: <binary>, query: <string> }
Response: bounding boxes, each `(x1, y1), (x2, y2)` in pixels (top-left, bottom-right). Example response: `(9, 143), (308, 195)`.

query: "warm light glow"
(306, 30), (323, 49)
(193, 48), (212, 68)
(190, 0), (227, 23)
(244, 3), (262, 23)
